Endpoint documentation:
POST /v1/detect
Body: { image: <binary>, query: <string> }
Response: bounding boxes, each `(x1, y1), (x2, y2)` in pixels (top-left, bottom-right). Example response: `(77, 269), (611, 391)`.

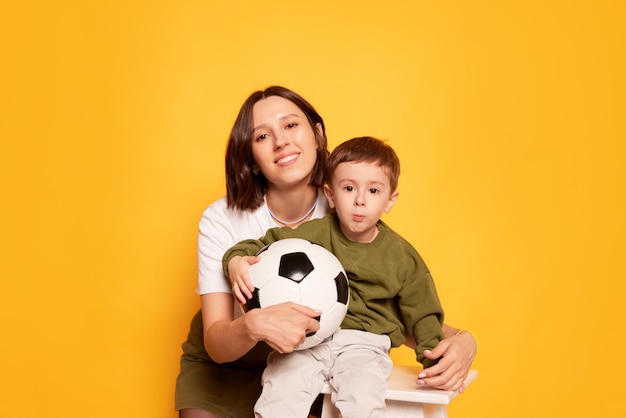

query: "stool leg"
(320, 394), (340, 418)
(386, 399), (449, 418)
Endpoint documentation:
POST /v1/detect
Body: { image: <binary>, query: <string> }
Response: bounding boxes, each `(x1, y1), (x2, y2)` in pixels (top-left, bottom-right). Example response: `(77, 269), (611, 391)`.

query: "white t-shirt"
(197, 192), (330, 295)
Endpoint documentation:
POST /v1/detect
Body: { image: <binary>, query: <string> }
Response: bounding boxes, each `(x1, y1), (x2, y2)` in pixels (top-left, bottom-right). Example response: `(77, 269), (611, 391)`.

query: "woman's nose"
(273, 132), (289, 150)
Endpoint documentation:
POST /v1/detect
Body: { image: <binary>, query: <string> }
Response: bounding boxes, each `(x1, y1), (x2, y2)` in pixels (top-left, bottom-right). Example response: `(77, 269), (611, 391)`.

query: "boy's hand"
(228, 255), (260, 304)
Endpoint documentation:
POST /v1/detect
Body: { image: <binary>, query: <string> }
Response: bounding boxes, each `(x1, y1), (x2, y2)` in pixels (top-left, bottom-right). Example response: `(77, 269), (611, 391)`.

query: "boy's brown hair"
(326, 136), (400, 191)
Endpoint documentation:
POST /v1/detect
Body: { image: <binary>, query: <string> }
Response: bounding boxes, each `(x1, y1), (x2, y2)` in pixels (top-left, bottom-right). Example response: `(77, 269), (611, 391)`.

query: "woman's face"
(251, 96), (321, 190)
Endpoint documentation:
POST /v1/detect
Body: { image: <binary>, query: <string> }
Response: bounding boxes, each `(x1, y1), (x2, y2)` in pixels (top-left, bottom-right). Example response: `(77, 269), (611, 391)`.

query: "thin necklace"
(268, 194), (317, 226)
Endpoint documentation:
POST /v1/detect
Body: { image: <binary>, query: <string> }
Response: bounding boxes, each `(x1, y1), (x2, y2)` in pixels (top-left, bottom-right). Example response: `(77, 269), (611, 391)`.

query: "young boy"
(223, 136), (445, 417)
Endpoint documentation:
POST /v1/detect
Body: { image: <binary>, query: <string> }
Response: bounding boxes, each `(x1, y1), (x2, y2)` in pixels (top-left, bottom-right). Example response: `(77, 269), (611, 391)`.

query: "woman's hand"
(227, 255), (259, 304)
(244, 302), (321, 353)
(417, 329), (477, 392)
(202, 295), (321, 363)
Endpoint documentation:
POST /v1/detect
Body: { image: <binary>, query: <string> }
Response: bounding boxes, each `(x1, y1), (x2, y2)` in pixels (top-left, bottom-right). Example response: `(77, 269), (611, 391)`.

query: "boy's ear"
(323, 183), (336, 208)
(384, 191), (399, 213)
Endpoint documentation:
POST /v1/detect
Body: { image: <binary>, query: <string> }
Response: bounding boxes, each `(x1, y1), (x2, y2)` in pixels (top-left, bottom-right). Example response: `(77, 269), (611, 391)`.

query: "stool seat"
(320, 365), (478, 417)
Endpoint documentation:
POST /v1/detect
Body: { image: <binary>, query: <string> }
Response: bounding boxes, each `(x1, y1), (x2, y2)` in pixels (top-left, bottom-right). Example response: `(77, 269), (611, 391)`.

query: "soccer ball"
(244, 238), (349, 350)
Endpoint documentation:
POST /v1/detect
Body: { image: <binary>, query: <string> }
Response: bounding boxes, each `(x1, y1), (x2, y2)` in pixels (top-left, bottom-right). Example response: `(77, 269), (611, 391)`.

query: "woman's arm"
(201, 293), (321, 363)
(415, 323), (477, 392)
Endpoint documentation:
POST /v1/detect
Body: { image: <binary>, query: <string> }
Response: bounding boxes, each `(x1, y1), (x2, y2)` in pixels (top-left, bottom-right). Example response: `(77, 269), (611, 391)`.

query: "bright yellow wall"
(2, 1), (625, 417)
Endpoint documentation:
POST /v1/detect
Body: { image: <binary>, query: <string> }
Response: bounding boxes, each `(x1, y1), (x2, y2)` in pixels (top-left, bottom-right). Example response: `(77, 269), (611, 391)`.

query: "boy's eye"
(369, 188), (379, 194)
(344, 185), (354, 192)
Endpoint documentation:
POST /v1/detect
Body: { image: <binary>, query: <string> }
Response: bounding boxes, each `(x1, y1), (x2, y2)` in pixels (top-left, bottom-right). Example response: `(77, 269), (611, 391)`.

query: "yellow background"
(2, 1), (625, 417)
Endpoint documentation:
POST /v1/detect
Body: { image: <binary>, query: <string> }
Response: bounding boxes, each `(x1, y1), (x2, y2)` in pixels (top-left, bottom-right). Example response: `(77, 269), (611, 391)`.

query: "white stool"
(320, 365), (478, 418)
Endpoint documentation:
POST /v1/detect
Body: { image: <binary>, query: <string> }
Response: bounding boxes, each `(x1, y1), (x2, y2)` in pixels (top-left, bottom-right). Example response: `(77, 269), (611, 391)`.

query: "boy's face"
(323, 161), (399, 243)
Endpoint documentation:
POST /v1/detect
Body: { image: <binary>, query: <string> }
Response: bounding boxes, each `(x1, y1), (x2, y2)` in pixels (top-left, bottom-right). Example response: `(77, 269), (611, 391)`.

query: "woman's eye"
(286, 122), (297, 129)
(255, 133), (268, 142)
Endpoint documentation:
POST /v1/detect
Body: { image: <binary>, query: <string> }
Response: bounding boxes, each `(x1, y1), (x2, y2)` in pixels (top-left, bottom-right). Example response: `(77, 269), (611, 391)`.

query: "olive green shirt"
(223, 214), (444, 367)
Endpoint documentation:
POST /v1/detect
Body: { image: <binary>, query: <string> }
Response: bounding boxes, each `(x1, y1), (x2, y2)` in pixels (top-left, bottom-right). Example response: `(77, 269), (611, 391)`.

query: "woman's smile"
(275, 152), (300, 166)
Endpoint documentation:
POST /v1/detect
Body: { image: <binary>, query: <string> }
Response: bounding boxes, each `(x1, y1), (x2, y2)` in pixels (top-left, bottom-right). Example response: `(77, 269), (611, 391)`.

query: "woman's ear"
(384, 191), (399, 213)
(323, 183), (336, 209)
(315, 123), (325, 150)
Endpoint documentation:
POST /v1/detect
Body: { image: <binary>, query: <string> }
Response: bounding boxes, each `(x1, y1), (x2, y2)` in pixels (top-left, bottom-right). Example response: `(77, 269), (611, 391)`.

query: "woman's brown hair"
(224, 86), (328, 210)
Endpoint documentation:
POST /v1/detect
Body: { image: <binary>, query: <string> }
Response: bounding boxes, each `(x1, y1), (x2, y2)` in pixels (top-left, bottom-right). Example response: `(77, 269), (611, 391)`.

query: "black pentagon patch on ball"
(305, 315), (322, 337)
(334, 272), (349, 305)
(278, 252), (314, 283)
(244, 288), (262, 312)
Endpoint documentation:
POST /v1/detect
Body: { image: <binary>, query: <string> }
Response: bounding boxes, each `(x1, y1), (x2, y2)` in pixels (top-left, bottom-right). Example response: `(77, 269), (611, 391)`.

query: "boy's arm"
(403, 266), (477, 390)
(222, 238), (266, 271)
(397, 265), (445, 368)
(410, 314), (445, 368)
(222, 228), (288, 302)
(222, 239), (266, 303)
(227, 255), (259, 304)
(222, 223), (291, 269)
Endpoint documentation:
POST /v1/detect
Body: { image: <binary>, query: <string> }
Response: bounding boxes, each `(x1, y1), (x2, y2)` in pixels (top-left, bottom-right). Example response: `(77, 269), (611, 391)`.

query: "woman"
(175, 86), (477, 418)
